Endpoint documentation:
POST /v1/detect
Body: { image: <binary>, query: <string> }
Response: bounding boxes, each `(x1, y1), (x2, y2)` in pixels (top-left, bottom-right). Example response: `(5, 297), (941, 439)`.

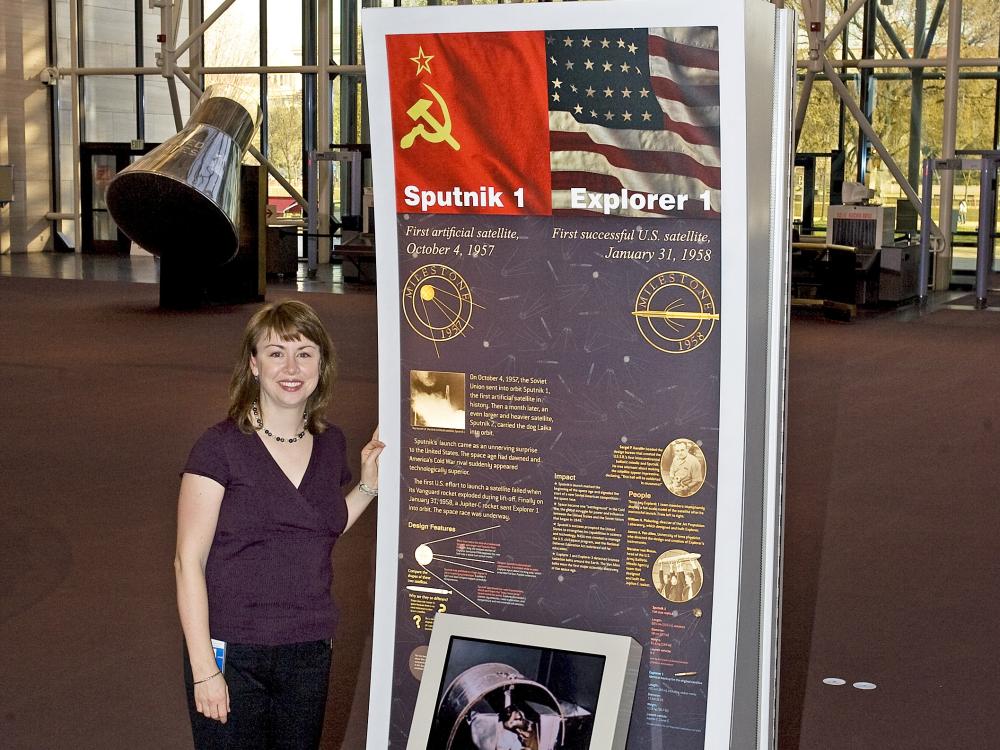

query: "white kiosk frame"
(362, 2), (795, 747)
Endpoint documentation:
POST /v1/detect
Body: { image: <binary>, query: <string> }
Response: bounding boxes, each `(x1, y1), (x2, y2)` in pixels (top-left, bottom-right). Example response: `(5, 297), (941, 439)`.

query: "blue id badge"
(211, 638), (226, 673)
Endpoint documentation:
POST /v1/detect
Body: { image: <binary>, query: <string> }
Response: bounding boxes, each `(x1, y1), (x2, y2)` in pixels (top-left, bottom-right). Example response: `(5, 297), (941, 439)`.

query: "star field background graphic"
(391, 211), (722, 750)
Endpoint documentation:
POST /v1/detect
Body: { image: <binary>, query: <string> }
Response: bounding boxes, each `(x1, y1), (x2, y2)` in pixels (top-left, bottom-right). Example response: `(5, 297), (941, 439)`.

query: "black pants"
(184, 640), (332, 750)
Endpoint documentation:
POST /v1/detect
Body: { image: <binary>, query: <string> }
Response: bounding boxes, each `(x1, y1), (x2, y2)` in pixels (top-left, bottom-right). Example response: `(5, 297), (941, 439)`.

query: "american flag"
(546, 27), (721, 217)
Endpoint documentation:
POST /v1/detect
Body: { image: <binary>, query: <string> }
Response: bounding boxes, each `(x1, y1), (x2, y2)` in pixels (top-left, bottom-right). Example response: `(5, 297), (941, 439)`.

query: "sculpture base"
(158, 165), (266, 309)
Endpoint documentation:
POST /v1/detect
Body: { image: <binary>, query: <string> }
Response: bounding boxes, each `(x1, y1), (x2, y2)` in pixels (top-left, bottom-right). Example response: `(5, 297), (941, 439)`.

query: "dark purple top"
(183, 419), (351, 645)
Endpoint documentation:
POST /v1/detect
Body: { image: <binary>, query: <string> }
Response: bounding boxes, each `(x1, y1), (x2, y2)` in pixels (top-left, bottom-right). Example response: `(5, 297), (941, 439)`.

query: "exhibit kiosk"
(362, 1), (796, 747)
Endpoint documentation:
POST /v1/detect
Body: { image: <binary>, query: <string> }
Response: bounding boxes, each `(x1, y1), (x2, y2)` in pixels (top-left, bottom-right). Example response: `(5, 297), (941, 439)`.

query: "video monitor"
(407, 614), (641, 750)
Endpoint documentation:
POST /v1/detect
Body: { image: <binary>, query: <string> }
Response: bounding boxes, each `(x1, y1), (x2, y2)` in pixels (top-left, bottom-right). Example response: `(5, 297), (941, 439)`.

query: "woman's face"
(250, 331), (321, 411)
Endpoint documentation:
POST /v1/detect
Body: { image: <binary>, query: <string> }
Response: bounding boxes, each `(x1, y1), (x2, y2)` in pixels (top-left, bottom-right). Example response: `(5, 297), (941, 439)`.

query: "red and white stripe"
(550, 27), (721, 217)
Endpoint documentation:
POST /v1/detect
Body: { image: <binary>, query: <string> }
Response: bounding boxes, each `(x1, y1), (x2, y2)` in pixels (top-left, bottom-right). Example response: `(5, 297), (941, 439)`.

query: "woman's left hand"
(360, 426), (385, 489)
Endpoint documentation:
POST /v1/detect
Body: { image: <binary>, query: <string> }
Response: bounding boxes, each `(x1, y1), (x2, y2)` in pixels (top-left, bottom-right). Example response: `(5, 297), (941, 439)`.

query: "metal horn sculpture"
(105, 84), (261, 265)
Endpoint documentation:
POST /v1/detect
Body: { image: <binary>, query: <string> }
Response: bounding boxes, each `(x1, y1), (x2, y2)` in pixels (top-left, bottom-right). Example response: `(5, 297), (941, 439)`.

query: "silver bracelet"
(359, 481), (379, 496)
(193, 670), (222, 685)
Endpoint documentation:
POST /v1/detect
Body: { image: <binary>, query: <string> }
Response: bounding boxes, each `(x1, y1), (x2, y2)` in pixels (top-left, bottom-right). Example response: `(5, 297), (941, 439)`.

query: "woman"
(174, 300), (384, 749)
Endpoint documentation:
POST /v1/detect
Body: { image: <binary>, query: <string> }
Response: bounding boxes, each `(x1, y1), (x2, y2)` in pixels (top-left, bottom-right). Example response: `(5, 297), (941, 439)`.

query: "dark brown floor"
(0, 275), (377, 749)
(778, 305), (1000, 749)
(1, 268), (999, 749)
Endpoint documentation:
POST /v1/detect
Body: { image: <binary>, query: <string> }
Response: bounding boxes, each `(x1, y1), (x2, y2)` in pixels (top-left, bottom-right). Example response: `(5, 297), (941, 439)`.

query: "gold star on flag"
(590, 109), (598, 118)
(563, 36), (573, 46)
(603, 86), (614, 98)
(585, 86), (596, 97)
(409, 47), (434, 75)
(570, 84), (578, 92)
(602, 61), (612, 72)
(573, 104), (583, 114)
(642, 111), (653, 121)
(604, 111), (615, 121)
(620, 62), (631, 73)
(600, 38), (610, 48)
(565, 60), (574, 70)
(617, 38), (625, 48)
(639, 87), (650, 98)
(552, 78), (562, 88)
(584, 59), (594, 70)
(622, 87), (632, 98)
(622, 111), (632, 121)
(628, 42), (638, 54)
(552, 92), (561, 102)
(582, 37), (592, 47)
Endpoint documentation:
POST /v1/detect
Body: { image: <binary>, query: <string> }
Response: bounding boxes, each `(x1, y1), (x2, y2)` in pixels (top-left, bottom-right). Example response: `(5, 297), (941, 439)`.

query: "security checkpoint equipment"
(919, 154), (1000, 309)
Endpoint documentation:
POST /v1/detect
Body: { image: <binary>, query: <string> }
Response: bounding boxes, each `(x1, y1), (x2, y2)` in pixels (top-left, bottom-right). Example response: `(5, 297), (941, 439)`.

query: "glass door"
(80, 142), (155, 254)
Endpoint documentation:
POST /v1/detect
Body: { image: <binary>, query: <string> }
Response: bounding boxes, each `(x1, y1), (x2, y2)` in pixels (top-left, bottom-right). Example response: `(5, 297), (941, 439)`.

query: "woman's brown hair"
(228, 300), (337, 434)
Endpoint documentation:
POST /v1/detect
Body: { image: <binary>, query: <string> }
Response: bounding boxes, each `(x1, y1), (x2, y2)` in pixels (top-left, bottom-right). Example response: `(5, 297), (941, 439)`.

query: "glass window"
(791, 154), (838, 232)
(204, 0), (260, 68)
(337, 73), (364, 144)
(329, 75), (343, 216)
(202, 0), (261, 158)
(952, 0), (1000, 58)
(82, 3), (135, 67)
(144, 76), (192, 143)
(84, 76), (137, 142)
(58, 77), (75, 232)
(824, 5), (851, 60)
(798, 79), (841, 154)
(53, 0), (71, 67)
(874, 3), (921, 58)
(919, 78), (945, 161)
(957, 78), (998, 151)
(953, 77), (998, 267)
(144, 1), (191, 68)
(266, 0), (303, 66)
(266, 73), (304, 209)
(785, 0), (811, 54)
(331, 6), (343, 67)
(868, 75), (911, 198)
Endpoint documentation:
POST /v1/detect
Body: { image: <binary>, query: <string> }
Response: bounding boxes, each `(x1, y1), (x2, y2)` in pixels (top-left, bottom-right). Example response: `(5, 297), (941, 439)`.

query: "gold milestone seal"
(633, 271), (719, 353)
(651, 549), (704, 604)
(402, 264), (476, 345)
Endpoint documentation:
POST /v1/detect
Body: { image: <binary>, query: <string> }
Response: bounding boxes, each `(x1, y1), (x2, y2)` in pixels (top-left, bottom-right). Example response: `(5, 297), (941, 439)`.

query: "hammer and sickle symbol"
(400, 84), (460, 151)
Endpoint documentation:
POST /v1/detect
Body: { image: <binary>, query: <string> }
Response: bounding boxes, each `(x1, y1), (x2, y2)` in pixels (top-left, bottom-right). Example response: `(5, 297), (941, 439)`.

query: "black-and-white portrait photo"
(660, 438), (708, 497)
